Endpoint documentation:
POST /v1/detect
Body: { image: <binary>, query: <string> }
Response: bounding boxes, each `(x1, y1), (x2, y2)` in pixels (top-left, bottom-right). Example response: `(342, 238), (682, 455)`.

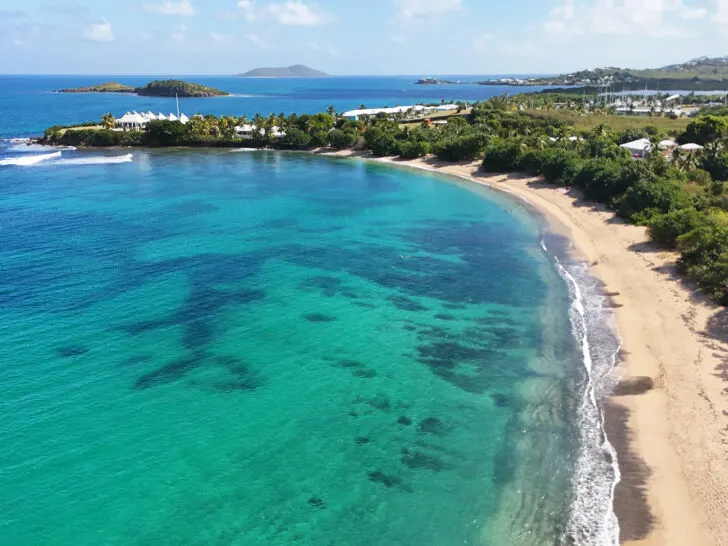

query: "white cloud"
(308, 41), (341, 56)
(474, 33), (537, 58)
(237, 1), (332, 25)
(83, 18), (114, 42)
(396, 0), (463, 20)
(142, 0), (195, 16)
(246, 33), (269, 47)
(714, 0), (728, 24)
(210, 32), (234, 44)
(543, 0), (701, 38)
(171, 23), (186, 42)
(237, 0), (256, 20)
(681, 5), (707, 18)
(265, 1), (331, 25)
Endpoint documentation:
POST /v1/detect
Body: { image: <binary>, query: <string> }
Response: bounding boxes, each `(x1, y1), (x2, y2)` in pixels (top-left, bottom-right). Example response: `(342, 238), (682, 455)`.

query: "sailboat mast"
(176, 93), (180, 118)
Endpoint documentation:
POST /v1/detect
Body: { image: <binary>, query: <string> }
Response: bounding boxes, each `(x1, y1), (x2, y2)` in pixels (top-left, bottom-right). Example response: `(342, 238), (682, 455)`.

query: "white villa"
(116, 111), (191, 130)
(234, 124), (286, 139)
(342, 104), (459, 121)
(621, 138), (705, 159)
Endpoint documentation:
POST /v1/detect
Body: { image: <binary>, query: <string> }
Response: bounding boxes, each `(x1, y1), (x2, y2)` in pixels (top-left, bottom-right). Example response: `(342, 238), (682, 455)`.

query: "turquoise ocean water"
(0, 77), (620, 545)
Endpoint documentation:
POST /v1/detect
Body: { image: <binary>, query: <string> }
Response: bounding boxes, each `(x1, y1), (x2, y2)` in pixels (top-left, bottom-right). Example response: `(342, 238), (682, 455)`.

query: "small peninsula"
(415, 78), (463, 85)
(58, 82), (135, 94)
(58, 79), (229, 98)
(236, 65), (329, 78)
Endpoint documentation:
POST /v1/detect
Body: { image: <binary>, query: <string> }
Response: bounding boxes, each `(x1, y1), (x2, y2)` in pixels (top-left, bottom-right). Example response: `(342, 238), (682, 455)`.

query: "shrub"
(398, 140), (430, 159)
(279, 127), (311, 150)
(364, 127), (399, 157)
(648, 208), (704, 246)
(677, 224), (728, 304)
(434, 133), (489, 162)
(482, 139), (524, 172)
(329, 129), (358, 150)
(618, 180), (693, 223)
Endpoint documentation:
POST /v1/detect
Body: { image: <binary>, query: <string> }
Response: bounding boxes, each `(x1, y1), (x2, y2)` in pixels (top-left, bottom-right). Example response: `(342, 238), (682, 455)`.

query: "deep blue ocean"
(0, 75), (547, 139)
(0, 77), (620, 545)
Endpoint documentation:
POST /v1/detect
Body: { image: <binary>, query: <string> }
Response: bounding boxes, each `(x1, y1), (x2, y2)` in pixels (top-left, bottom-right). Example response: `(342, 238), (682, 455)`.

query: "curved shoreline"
(320, 150), (728, 546)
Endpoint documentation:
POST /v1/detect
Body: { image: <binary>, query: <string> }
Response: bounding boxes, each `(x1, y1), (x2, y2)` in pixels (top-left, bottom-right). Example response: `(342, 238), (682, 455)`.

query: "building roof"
(118, 111), (147, 124)
(342, 104), (459, 118)
(620, 138), (652, 153)
(679, 143), (704, 151)
(659, 139), (678, 149)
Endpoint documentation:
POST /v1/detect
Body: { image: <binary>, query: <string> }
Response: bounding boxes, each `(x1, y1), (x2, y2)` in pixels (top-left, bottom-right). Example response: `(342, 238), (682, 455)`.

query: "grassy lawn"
(526, 110), (692, 134)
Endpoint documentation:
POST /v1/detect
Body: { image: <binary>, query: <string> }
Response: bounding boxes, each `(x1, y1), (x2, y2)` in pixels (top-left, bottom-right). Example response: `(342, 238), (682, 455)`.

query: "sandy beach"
(322, 150), (728, 545)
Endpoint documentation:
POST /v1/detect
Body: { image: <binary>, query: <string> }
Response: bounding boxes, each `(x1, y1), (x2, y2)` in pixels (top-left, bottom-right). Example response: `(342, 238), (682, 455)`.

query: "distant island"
(416, 78), (464, 85)
(235, 65), (329, 78)
(58, 79), (229, 98)
(58, 82), (135, 94)
(478, 56), (728, 91)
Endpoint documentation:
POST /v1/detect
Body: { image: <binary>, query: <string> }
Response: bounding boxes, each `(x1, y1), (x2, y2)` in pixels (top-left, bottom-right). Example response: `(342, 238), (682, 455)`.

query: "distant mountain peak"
(235, 65), (330, 78)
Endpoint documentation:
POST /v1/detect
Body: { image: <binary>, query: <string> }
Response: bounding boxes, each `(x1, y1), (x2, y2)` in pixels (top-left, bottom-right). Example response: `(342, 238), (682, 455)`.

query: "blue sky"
(0, 0), (726, 74)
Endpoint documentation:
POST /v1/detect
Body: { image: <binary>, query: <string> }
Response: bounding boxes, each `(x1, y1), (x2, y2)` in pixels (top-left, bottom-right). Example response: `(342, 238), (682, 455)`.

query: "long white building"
(116, 111), (190, 130)
(342, 104), (459, 121)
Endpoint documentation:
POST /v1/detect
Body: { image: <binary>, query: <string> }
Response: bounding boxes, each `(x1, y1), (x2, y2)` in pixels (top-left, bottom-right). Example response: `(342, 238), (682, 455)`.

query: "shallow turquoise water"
(0, 150), (585, 545)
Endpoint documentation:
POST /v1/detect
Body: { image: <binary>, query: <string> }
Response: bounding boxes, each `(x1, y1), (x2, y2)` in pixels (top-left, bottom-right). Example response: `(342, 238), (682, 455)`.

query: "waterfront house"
(117, 111), (147, 130)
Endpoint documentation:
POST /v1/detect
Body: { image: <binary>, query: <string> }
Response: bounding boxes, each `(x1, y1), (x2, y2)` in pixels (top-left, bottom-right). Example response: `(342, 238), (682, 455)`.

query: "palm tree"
(327, 105), (336, 117)
(101, 113), (116, 129)
(672, 148), (701, 172)
(591, 123), (611, 140)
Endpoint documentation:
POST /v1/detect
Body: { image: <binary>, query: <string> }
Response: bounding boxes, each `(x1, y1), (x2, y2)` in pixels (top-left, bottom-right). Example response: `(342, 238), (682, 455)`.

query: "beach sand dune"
(322, 150), (728, 546)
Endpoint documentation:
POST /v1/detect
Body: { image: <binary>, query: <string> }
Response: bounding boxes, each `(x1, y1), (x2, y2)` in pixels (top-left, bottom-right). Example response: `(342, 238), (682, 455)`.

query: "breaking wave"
(53, 154), (134, 166)
(540, 241), (621, 546)
(0, 151), (62, 166)
(9, 144), (76, 153)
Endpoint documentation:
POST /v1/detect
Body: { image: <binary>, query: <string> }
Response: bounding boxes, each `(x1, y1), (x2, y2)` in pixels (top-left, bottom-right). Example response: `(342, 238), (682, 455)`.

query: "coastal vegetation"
(41, 96), (728, 304)
(58, 80), (228, 97)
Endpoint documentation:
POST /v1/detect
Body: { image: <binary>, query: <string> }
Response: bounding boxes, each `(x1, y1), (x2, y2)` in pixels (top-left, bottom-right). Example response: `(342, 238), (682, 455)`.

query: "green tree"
(279, 127), (311, 149)
(101, 113), (116, 130)
(329, 129), (358, 150)
(681, 115), (728, 146)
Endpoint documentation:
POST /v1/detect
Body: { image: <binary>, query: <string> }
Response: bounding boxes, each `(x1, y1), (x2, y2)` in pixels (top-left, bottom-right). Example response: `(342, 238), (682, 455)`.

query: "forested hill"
(134, 80), (229, 97)
(235, 65), (329, 78)
(481, 56), (728, 91)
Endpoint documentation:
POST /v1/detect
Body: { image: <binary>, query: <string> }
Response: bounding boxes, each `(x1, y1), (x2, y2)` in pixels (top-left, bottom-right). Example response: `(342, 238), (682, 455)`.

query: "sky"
(0, 0), (726, 75)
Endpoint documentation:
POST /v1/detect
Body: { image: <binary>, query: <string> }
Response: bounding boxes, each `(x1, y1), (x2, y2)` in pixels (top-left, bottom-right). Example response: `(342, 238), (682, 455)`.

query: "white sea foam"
(8, 137), (31, 143)
(0, 151), (62, 166)
(541, 241), (621, 546)
(230, 148), (264, 152)
(52, 154), (133, 166)
(9, 144), (76, 153)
